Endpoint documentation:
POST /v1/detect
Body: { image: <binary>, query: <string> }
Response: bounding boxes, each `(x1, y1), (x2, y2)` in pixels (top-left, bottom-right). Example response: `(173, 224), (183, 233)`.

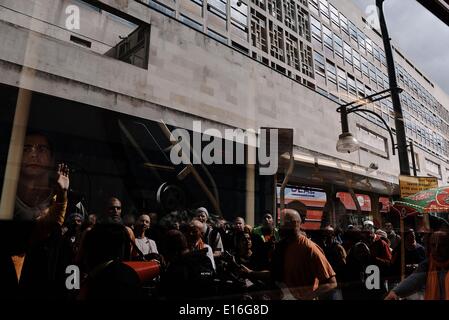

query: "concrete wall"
(0, 0), (136, 53)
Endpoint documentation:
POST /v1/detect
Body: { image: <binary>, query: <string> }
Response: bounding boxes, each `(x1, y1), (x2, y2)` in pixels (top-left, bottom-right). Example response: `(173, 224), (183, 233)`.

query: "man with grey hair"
(187, 219), (216, 270)
(195, 207), (224, 257)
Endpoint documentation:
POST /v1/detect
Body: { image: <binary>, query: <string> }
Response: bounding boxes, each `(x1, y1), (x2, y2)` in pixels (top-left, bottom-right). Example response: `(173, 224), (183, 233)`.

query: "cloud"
(351, 0), (449, 95)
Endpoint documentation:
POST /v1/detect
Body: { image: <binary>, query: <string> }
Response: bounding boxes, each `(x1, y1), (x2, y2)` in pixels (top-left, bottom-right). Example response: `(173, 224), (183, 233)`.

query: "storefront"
(276, 186), (327, 230)
(0, 83), (274, 224)
(336, 192), (391, 228)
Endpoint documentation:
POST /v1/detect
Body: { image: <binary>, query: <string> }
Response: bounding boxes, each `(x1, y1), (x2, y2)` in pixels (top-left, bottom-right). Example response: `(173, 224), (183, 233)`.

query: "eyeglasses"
(23, 144), (51, 154)
(109, 206), (122, 210)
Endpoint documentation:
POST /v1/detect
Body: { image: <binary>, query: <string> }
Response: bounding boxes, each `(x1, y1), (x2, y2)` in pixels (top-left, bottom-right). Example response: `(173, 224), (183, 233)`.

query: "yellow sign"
(399, 175), (438, 198)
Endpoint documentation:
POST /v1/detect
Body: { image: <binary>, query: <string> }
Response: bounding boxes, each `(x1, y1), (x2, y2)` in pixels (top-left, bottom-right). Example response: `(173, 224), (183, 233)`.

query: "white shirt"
(135, 237), (158, 255)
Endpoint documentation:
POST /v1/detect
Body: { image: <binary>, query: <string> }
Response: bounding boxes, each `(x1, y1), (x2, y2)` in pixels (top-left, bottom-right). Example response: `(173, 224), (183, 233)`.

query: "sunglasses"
(109, 206), (122, 210)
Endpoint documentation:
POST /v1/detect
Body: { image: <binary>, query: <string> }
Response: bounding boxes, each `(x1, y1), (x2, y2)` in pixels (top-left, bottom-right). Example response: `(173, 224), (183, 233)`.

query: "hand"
(384, 291), (399, 300)
(56, 163), (70, 192)
(239, 264), (252, 275)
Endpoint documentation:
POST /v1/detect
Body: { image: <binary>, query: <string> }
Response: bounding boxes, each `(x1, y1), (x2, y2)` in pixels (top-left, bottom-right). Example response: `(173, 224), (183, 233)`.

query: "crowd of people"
(1, 132), (449, 300)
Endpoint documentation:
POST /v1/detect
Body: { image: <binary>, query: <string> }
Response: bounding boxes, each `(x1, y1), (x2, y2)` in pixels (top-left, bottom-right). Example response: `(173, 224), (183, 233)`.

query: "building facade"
(0, 0), (448, 227)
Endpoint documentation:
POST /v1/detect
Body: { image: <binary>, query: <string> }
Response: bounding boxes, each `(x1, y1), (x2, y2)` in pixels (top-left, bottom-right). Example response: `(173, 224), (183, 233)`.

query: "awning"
(337, 192), (371, 212)
(281, 147), (399, 196)
(336, 192), (391, 212)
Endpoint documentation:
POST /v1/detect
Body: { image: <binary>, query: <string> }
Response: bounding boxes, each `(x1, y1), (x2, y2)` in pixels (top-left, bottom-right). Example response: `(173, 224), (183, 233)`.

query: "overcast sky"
(351, 0), (449, 96)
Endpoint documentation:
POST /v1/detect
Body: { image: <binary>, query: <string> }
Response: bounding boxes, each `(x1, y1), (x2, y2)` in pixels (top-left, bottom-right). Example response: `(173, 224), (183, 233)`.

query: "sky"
(351, 0), (449, 96)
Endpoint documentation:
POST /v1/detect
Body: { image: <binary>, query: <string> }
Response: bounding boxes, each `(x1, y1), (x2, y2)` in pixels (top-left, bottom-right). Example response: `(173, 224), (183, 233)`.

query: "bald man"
(276, 209), (337, 299)
(242, 209), (337, 300)
(100, 197), (135, 256)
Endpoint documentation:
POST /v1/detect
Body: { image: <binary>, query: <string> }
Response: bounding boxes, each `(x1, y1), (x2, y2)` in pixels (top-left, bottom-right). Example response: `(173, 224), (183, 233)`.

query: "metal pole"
(400, 217), (405, 281)
(340, 106), (349, 133)
(245, 162), (255, 227)
(409, 141), (417, 176)
(376, 0), (411, 176)
(279, 153), (295, 225)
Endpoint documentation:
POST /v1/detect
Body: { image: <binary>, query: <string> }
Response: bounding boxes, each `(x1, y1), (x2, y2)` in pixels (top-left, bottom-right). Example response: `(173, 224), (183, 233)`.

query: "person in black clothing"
(78, 223), (144, 299)
(341, 241), (373, 300)
(158, 229), (215, 300)
(319, 226), (346, 300)
(391, 229), (426, 279)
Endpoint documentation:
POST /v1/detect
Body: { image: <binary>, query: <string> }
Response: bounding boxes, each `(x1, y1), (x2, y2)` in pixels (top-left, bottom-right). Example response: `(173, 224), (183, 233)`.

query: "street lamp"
(336, 88), (400, 156)
(335, 0), (411, 176)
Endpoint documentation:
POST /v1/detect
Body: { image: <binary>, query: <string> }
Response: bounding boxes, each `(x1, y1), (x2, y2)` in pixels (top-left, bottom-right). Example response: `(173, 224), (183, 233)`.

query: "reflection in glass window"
(357, 79), (365, 97)
(333, 33), (343, 57)
(309, 0), (319, 15)
(311, 16), (322, 42)
(322, 25), (333, 49)
(348, 74), (356, 97)
(208, 0), (227, 18)
(319, 0), (330, 25)
(231, 0), (248, 30)
(329, 4), (339, 30)
(357, 126), (387, 154)
(366, 38), (373, 54)
(340, 14), (349, 34)
(337, 67), (347, 91)
(357, 29), (366, 50)
(353, 50), (360, 70)
(314, 51), (326, 76)
(349, 21), (358, 42)
(180, 14), (203, 31)
(344, 41), (352, 65)
(369, 62), (376, 82)
(326, 60), (337, 84)
(425, 158), (441, 178)
(208, 29), (227, 44)
(148, 0), (176, 17)
(373, 45), (381, 61)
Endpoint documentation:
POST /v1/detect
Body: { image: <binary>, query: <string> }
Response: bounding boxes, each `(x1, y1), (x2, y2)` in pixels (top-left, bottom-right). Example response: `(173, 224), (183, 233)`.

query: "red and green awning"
(393, 186), (449, 217)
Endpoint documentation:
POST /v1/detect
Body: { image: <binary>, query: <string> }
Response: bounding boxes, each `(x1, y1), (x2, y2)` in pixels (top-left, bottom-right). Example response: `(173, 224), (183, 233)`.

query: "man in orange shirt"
(241, 209), (337, 300)
(273, 209), (337, 300)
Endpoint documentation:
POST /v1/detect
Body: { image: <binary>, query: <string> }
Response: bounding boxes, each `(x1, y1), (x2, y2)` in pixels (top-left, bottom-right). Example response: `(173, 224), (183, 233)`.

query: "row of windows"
(400, 91), (443, 130)
(310, 16), (389, 91)
(250, 5), (314, 79)
(396, 64), (449, 126)
(314, 51), (395, 126)
(404, 113), (447, 156)
(308, 0), (387, 68)
(396, 65), (449, 152)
